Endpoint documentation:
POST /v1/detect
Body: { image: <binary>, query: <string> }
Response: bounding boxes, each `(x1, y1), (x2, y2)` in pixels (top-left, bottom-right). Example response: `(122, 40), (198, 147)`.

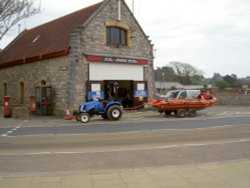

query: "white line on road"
(27, 152), (52, 155)
(1, 120), (28, 137)
(1, 138), (250, 156)
(219, 111), (229, 115)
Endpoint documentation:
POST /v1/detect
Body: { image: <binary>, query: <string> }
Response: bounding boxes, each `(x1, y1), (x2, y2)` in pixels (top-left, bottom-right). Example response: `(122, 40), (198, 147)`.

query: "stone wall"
(0, 56), (70, 116)
(74, 0), (155, 99)
(215, 94), (250, 106)
(0, 0), (156, 118)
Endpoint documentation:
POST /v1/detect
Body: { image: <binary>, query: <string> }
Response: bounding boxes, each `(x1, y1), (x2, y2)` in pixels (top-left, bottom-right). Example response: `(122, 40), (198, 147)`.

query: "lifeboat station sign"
(86, 55), (148, 65)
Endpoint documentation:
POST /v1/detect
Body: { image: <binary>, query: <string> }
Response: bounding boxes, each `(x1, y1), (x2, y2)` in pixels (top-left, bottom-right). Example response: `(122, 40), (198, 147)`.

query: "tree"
(0, 0), (40, 40)
(223, 74), (238, 87)
(216, 80), (230, 89)
(231, 74), (237, 80)
(169, 61), (204, 85)
(154, 65), (176, 82)
(211, 73), (223, 81)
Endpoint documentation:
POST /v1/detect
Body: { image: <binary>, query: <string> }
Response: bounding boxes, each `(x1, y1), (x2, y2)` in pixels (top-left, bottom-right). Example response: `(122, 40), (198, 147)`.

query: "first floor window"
(106, 27), (127, 46)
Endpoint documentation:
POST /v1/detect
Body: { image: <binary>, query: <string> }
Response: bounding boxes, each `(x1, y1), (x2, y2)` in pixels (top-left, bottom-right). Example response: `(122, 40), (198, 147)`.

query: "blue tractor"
(77, 100), (123, 123)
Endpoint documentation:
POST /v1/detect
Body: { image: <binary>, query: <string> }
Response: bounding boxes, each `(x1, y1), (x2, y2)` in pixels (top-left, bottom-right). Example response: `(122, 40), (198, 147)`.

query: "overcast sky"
(1, 0), (250, 78)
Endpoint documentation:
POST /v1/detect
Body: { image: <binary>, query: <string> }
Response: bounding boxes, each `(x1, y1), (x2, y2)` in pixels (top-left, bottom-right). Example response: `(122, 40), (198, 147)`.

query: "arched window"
(3, 82), (8, 96)
(19, 81), (25, 104)
(41, 80), (46, 86)
(106, 27), (127, 46)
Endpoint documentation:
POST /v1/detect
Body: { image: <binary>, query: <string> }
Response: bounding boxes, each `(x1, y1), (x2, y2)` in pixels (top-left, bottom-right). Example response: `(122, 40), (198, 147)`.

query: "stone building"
(0, 0), (155, 116)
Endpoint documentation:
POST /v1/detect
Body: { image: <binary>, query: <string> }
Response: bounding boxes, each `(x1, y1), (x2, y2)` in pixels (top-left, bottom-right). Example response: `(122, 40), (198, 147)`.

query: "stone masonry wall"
(73, 0), (155, 100)
(0, 0), (156, 118)
(0, 56), (70, 116)
(215, 94), (250, 106)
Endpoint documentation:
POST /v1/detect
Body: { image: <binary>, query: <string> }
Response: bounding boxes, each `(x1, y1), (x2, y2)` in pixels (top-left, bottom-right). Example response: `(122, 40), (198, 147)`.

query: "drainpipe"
(132, 0), (134, 14)
(118, 0), (121, 21)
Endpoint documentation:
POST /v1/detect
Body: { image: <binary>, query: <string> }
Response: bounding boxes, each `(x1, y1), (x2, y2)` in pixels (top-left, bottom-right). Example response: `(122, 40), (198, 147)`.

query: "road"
(0, 106), (250, 174)
(1, 110), (250, 136)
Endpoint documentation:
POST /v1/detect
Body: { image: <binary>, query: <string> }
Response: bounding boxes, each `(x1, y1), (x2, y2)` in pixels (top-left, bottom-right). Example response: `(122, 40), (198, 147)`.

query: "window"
(179, 91), (187, 99)
(41, 80), (46, 86)
(19, 81), (25, 104)
(106, 27), (127, 46)
(3, 82), (8, 96)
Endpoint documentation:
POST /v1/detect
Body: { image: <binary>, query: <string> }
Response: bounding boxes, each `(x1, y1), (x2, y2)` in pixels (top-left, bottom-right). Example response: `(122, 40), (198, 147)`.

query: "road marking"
(185, 143), (208, 146)
(155, 145), (179, 149)
(1, 138), (250, 156)
(27, 152), (51, 155)
(1, 120), (28, 137)
(219, 111), (229, 115)
(5, 124), (248, 138)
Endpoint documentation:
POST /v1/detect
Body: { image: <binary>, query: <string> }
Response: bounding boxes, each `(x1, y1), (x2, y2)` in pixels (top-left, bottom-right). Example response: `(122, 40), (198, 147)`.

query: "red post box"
(3, 96), (11, 118)
(29, 96), (36, 112)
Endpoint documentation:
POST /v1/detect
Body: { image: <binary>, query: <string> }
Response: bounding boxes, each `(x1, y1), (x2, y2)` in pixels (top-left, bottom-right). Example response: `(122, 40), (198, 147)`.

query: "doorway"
(87, 80), (148, 108)
(35, 86), (52, 115)
(104, 80), (133, 108)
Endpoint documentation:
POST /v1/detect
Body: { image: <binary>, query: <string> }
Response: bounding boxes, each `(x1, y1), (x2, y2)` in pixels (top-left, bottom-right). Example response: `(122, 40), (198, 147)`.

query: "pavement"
(0, 160), (250, 188)
(1, 106), (250, 187)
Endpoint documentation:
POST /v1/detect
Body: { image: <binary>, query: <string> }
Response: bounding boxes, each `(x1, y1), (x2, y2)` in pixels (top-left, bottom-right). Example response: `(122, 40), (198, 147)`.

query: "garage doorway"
(104, 80), (133, 108)
(87, 80), (148, 108)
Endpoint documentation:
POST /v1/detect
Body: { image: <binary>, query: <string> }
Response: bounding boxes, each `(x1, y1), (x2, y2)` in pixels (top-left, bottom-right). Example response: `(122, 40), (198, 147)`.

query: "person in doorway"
(122, 89), (131, 108)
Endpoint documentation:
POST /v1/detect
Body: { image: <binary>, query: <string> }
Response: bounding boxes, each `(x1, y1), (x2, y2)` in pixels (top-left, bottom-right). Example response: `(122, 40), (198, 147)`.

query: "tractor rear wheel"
(79, 113), (90, 123)
(107, 105), (122, 121)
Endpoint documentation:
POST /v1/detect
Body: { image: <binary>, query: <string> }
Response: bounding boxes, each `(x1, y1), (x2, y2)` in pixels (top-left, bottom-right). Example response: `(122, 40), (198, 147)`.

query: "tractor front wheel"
(79, 113), (90, 123)
(107, 105), (122, 121)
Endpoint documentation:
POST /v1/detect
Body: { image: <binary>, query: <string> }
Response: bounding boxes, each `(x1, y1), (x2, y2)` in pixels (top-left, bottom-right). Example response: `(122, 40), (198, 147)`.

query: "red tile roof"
(0, 1), (103, 68)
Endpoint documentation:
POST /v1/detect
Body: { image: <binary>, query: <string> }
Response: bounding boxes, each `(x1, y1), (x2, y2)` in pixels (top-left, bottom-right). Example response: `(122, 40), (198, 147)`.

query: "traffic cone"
(65, 109), (72, 120)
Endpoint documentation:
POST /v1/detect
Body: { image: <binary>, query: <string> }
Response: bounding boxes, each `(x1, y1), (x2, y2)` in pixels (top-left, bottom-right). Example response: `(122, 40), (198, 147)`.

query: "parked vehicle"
(76, 100), (123, 123)
(159, 90), (201, 99)
(149, 90), (217, 118)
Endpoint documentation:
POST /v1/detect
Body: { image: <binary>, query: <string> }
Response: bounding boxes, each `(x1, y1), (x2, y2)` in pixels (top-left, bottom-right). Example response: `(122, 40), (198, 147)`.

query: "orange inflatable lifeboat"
(149, 90), (217, 118)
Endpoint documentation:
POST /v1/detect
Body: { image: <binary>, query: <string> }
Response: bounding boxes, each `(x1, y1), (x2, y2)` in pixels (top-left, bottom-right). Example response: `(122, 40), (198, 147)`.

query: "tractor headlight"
(79, 105), (86, 112)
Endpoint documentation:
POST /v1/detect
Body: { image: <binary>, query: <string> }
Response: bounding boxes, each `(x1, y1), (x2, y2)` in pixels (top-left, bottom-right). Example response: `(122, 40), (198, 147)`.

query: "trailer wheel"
(107, 105), (122, 121)
(164, 110), (172, 116)
(177, 109), (186, 118)
(79, 113), (90, 123)
(188, 109), (197, 117)
(158, 110), (164, 114)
